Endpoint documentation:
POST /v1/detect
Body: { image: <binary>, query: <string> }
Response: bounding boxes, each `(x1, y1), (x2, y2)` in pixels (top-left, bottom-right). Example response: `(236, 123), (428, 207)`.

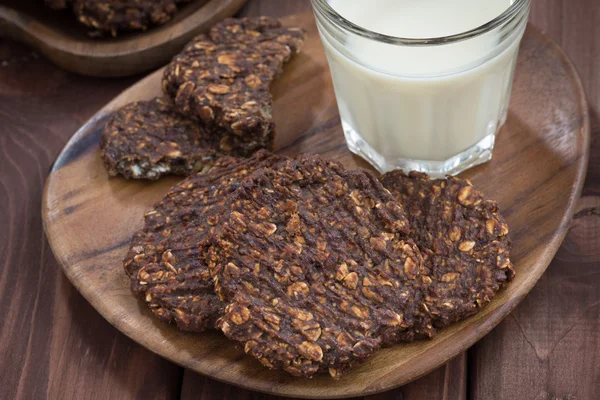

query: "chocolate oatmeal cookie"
(380, 171), (515, 337)
(73, 0), (189, 36)
(162, 17), (305, 156)
(204, 155), (427, 378)
(100, 97), (242, 180)
(124, 150), (283, 331)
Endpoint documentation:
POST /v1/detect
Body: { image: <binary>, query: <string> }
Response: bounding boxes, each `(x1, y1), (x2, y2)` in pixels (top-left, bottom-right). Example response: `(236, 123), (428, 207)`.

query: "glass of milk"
(312, 0), (530, 176)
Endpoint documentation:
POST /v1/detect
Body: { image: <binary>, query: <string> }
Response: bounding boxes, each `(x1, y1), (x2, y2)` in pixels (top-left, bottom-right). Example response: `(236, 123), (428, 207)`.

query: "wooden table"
(1, 1), (598, 399)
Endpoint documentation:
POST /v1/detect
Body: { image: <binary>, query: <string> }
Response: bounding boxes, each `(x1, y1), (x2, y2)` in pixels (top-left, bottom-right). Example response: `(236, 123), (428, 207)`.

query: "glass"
(312, 0), (531, 176)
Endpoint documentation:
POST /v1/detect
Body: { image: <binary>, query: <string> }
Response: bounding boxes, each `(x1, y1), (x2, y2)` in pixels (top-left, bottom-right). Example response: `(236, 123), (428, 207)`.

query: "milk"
(316, 0), (527, 174)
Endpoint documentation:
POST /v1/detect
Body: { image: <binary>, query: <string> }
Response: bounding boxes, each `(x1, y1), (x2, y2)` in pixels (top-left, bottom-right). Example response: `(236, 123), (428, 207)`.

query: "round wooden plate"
(42, 13), (589, 399)
(0, 0), (247, 77)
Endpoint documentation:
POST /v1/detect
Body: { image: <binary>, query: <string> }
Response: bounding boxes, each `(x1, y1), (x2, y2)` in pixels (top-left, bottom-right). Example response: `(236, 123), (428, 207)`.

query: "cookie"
(162, 16), (305, 156)
(100, 97), (231, 180)
(73, 0), (188, 36)
(380, 171), (515, 337)
(123, 150), (283, 332)
(205, 155), (427, 378)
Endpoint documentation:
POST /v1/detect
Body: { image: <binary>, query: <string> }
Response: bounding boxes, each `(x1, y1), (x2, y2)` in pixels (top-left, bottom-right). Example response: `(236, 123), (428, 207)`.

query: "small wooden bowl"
(0, 0), (247, 77)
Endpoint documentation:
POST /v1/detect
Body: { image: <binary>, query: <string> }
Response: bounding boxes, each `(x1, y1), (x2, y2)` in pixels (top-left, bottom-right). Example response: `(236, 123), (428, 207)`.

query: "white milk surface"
(322, 0), (520, 165)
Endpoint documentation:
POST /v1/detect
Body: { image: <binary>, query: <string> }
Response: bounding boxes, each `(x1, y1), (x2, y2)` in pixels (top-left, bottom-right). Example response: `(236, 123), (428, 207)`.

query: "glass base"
(342, 121), (496, 178)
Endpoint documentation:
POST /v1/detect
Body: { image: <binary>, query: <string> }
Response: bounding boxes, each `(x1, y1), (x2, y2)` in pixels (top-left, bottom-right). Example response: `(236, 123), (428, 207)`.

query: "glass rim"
(311, 0), (530, 46)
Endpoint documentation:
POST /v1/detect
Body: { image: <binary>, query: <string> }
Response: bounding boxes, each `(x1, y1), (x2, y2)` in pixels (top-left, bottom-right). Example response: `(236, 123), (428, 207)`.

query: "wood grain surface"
(1, 1), (599, 399)
(41, 9), (588, 400)
(469, 2), (600, 399)
(0, 0), (248, 77)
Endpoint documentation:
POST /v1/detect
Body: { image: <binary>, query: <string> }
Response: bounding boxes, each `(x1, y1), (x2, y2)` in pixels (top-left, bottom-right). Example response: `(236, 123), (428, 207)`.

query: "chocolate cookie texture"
(162, 16), (305, 156)
(73, 0), (188, 36)
(100, 97), (227, 180)
(380, 171), (515, 337)
(205, 155), (427, 378)
(124, 150), (282, 332)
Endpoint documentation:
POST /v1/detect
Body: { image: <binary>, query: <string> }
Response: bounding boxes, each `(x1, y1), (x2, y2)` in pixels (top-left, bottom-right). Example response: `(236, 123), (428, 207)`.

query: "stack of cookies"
(98, 17), (515, 378)
(123, 151), (514, 378)
(100, 16), (305, 179)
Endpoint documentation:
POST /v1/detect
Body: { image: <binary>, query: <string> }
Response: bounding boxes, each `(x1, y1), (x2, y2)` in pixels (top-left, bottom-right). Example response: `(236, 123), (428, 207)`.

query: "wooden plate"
(42, 13), (589, 399)
(0, 0), (247, 77)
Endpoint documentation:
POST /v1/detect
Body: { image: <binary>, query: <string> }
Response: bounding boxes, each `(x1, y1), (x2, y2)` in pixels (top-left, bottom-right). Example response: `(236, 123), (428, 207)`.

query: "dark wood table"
(1, 1), (598, 399)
